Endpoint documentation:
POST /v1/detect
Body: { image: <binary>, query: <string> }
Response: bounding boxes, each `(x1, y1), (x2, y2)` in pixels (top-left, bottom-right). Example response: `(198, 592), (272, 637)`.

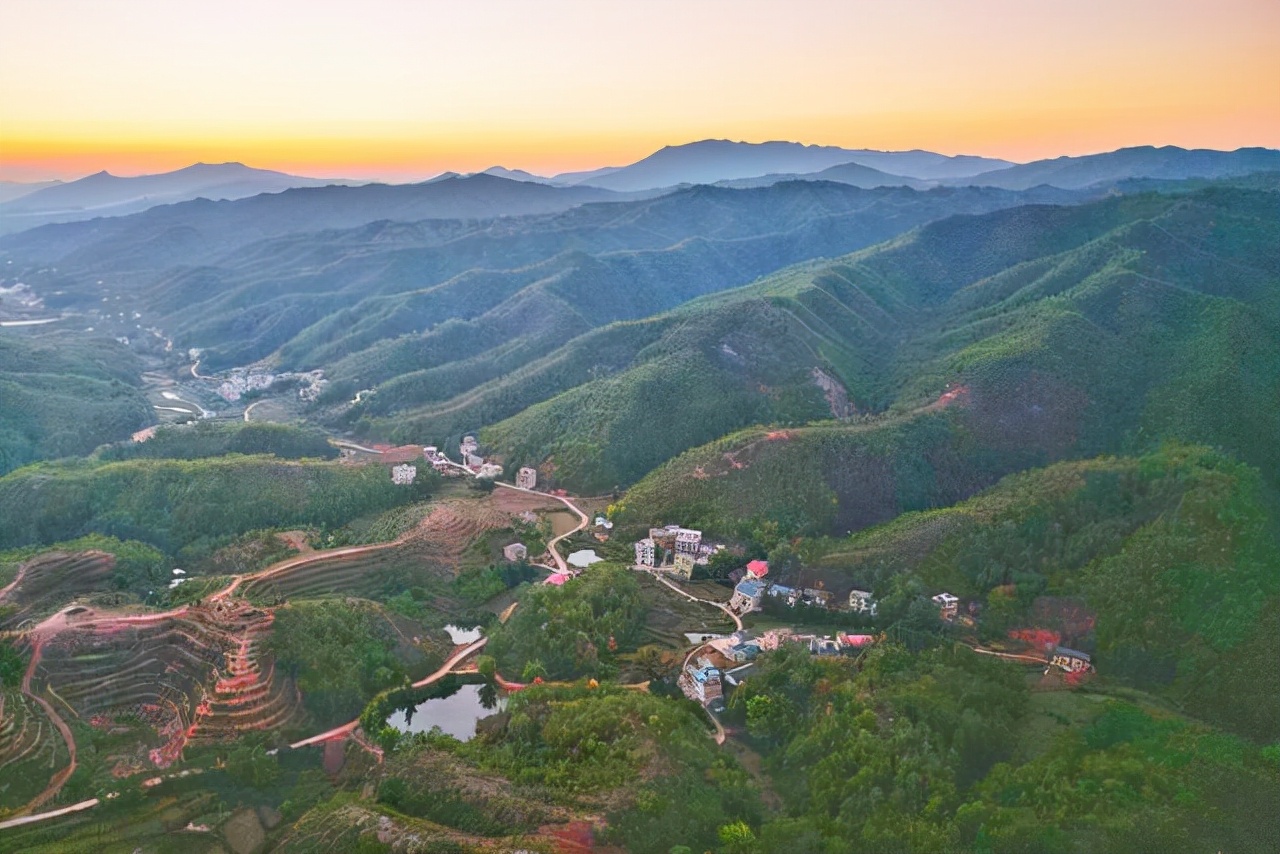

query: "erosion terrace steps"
(0, 551), (116, 630)
(0, 690), (58, 774)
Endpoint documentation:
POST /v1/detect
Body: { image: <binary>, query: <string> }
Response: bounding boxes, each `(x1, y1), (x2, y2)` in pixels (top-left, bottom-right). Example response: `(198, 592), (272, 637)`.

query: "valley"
(0, 147), (1278, 854)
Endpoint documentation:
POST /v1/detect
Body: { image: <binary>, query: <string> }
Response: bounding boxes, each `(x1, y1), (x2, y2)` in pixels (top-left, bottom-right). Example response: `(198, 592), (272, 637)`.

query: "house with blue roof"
(729, 578), (765, 613)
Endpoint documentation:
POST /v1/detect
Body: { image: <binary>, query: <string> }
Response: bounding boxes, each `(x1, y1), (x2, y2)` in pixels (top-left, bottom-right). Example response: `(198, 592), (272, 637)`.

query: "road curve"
(439, 457), (590, 573)
(16, 640), (78, 815)
(288, 636), (489, 749)
(646, 570), (744, 631)
(0, 798), (101, 831)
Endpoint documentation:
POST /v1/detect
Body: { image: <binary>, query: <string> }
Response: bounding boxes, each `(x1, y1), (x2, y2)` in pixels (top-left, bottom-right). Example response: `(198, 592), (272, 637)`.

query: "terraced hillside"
(0, 551), (116, 630)
(240, 499), (515, 603)
(0, 688), (70, 813)
(28, 599), (305, 768)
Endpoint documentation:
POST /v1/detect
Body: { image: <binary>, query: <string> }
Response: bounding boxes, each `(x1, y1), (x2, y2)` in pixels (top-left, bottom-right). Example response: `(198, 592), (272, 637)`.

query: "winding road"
(437, 455), (590, 573)
(0, 451), (595, 827)
(646, 570), (744, 632)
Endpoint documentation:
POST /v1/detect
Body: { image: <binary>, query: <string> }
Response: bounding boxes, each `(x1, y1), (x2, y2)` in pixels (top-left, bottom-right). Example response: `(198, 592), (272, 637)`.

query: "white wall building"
(516, 466), (537, 490)
(674, 528), (702, 557)
(634, 538), (656, 567)
(391, 464), (418, 485)
(848, 589), (878, 615)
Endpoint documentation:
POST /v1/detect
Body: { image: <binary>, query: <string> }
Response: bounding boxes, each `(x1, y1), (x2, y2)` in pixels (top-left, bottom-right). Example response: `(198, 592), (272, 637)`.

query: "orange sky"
(1, 0), (1277, 182)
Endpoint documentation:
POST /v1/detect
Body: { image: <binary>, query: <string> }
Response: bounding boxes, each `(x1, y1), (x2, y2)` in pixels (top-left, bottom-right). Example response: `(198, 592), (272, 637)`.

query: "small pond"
(546, 510), (579, 537)
(385, 683), (505, 741)
(443, 624), (483, 644)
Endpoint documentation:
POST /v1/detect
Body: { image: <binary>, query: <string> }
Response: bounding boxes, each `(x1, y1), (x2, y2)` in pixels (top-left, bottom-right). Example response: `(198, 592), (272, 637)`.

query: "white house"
(391, 464), (417, 485)
(634, 538), (656, 567)
(516, 466), (537, 490)
(932, 592), (960, 619)
(848, 589), (878, 615)
(674, 528), (702, 557)
(503, 543), (528, 562)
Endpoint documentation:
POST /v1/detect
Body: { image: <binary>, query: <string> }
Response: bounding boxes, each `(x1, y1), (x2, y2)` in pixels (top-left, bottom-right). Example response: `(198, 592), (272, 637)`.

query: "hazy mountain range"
(480, 141), (1280, 195)
(5, 142), (1277, 238)
(0, 163), (364, 235)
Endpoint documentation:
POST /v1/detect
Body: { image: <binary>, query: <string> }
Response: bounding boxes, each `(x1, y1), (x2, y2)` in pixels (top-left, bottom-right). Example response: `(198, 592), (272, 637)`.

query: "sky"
(1, 0), (1277, 182)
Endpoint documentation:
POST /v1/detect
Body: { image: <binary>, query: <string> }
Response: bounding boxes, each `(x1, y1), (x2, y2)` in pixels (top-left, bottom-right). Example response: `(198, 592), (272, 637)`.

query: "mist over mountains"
(0, 163), (368, 235)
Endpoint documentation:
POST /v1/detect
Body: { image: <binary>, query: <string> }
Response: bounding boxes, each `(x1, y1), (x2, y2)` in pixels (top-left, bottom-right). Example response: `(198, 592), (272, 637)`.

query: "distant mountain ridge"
(0, 179), (63, 204)
(0, 163), (365, 235)
(0, 173), (633, 269)
(552, 139), (1014, 191)
(944, 145), (1280, 189)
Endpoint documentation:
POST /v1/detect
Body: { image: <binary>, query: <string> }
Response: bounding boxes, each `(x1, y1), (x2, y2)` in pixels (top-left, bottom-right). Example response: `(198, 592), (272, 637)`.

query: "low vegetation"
(0, 455), (437, 556)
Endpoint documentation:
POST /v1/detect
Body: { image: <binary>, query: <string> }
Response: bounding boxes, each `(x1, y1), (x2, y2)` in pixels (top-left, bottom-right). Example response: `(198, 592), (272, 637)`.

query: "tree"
(521, 658), (547, 682)
(703, 549), (741, 581)
(717, 820), (759, 854)
(631, 645), (679, 682)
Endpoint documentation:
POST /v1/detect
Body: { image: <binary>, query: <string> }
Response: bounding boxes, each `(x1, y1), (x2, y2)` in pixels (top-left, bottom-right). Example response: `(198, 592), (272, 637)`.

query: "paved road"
(438, 456), (590, 573)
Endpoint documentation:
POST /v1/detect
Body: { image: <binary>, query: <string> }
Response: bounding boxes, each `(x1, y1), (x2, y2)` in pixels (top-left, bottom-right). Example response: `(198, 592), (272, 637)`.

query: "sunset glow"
(2, 0), (1277, 181)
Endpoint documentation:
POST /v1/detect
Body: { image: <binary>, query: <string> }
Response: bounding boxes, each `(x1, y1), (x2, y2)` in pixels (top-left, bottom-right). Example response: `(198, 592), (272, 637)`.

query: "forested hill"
(0, 180), (1086, 376)
(480, 183), (1280, 500)
(0, 331), (152, 475)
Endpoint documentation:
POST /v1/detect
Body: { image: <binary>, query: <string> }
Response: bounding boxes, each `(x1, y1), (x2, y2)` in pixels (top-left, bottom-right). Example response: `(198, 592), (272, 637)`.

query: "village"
(344, 433), (1097, 726)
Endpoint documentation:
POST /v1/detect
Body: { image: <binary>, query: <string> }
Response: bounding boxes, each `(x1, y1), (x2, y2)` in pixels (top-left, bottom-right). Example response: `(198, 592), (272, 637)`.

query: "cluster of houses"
(726, 570), (876, 617)
(633, 526), (724, 579)
(215, 370), (275, 402)
(678, 627), (878, 707)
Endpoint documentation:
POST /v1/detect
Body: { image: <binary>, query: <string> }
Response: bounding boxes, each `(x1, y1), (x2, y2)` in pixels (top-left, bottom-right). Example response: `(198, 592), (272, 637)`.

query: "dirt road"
(288, 636), (489, 749)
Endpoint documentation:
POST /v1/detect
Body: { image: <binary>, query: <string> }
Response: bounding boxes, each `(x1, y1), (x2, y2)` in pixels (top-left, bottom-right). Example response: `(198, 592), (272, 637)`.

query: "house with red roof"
(746, 560), (769, 579)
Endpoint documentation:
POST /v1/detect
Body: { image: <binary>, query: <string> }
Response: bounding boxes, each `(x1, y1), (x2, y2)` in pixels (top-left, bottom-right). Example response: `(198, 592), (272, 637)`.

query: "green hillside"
(791, 446), (1280, 742)
(0, 331), (153, 475)
(613, 186), (1280, 522)
(0, 455), (435, 555)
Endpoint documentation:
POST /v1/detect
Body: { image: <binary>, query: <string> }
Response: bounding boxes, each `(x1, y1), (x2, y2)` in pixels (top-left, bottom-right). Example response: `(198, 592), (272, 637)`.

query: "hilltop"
(600, 185), (1280, 511)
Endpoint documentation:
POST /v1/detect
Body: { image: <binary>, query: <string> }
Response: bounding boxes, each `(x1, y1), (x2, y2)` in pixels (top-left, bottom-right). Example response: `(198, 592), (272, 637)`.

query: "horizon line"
(3, 137), (1279, 185)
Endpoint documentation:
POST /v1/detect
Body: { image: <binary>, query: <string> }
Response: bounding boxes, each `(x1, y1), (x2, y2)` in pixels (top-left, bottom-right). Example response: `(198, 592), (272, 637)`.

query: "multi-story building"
(729, 579), (765, 614)
(673, 552), (695, 580)
(634, 538), (656, 567)
(516, 467), (537, 490)
(674, 528), (702, 557)
(391, 464), (417, 485)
